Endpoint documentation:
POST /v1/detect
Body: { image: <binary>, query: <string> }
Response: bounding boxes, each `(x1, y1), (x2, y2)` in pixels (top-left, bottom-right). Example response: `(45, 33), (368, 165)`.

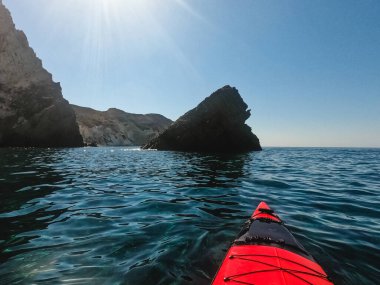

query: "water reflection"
(171, 152), (251, 188)
(0, 148), (64, 213)
(0, 148), (68, 263)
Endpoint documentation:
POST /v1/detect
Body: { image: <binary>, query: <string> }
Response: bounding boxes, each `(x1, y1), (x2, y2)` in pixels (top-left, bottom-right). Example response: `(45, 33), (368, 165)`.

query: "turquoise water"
(0, 147), (379, 285)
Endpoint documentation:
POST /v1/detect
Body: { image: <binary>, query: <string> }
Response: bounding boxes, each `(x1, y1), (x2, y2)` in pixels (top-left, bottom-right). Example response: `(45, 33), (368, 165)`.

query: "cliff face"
(0, 1), (83, 147)
(143, 85), (261, 152)
(72, 105), (173, 146)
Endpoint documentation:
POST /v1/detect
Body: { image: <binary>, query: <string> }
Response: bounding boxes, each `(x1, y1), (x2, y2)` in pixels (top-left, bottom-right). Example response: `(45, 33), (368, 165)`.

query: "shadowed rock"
(0, 1), (83, 147)
(142, 85), (261, 152)
(72, 105), (173, 146)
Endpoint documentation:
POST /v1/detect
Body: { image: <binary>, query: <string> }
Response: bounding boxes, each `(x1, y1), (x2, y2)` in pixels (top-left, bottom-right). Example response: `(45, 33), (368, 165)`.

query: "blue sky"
(4, 0), (380, 147)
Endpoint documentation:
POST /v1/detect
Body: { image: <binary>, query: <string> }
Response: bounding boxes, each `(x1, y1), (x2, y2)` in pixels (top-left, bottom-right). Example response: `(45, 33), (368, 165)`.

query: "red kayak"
(212, 202), (334, 285)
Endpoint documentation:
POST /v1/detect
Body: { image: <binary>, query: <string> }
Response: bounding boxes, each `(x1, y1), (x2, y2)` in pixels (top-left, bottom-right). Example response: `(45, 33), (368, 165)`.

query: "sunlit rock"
(72, 105), (173, 146)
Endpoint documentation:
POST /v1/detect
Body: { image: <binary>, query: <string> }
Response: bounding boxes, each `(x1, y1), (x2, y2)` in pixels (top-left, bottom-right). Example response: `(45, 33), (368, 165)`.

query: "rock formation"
(72, 105), (173, 146)
(0, 1), (83, 147)
(143, 85), (261, 152)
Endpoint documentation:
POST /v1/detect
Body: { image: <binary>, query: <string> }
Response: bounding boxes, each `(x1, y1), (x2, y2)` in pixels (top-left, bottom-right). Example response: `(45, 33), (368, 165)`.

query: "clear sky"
(3, 0), (380, 147)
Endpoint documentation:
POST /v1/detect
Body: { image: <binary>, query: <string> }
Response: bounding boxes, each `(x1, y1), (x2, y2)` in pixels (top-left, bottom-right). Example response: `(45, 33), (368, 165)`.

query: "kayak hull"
(212, 245), (332, 285)
(212, 202), (334, 285)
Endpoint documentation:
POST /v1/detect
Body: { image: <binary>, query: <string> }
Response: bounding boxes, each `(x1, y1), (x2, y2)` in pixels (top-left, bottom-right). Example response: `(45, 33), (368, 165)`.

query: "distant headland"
(71, 105), (173, 147)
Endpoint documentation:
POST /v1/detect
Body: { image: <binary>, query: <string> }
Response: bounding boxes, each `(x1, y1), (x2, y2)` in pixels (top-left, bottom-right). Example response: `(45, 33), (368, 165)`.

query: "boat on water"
(212, 201), (334, 285)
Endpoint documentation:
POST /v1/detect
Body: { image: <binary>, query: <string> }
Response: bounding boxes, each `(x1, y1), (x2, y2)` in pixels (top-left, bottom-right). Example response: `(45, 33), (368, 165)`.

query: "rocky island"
(0, 0), (83, 147)
(72, 105), (172, 146)
(143, 85), (261, 152)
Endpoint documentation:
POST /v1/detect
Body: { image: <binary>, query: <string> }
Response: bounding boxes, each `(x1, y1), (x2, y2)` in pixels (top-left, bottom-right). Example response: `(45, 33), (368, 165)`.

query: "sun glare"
(39, 0), (204, 94)
(58, 0), (158, 86)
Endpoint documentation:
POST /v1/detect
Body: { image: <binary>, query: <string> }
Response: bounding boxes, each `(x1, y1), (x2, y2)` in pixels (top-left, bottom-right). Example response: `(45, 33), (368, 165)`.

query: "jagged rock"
(143, 85), (261, 152)
(0, 1), (83, 147)
(72, 105), (173, 146)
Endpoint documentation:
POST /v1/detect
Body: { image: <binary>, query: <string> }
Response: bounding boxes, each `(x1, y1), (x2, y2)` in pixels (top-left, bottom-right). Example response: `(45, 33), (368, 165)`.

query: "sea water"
(0, 147), (379, 284)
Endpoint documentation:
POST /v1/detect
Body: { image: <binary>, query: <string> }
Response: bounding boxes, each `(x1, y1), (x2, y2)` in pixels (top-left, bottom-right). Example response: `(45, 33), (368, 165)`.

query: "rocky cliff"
(0, 1), (83, 147)
(72, 105), (173, 146)
(143, 85), (261, 152)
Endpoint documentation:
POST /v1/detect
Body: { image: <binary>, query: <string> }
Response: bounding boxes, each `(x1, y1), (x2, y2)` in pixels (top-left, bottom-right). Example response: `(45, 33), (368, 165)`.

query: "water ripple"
(0, 147), (379, 284)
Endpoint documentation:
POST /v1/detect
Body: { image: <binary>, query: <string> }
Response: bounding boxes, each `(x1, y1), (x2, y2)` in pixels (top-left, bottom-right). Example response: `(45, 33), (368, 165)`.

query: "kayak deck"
(212, 202), (334, 285)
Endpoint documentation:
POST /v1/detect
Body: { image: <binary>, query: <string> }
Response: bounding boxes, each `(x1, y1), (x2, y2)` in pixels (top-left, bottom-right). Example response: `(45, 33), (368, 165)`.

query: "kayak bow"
(212, 201), (334, 285)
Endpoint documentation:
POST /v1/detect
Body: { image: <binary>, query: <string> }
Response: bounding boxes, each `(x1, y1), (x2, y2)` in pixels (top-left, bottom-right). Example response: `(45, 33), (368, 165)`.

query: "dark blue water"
(0, 147), (379, 285)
